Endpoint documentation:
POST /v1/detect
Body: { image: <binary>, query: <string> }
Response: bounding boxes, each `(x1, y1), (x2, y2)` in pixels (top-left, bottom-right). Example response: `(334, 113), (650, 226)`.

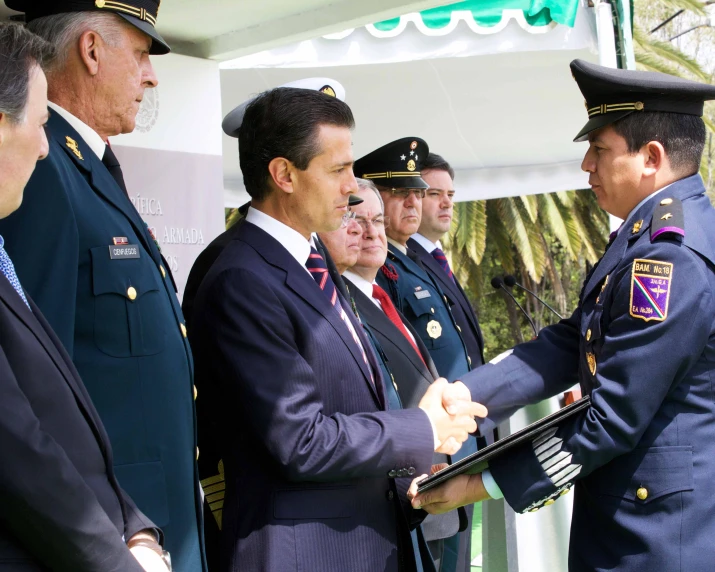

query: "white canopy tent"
(219, 0), (604, 208)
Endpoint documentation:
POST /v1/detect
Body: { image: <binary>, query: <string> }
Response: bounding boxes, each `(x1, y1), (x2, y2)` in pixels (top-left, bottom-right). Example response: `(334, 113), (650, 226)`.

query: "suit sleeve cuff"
(481, 469), (503, 500)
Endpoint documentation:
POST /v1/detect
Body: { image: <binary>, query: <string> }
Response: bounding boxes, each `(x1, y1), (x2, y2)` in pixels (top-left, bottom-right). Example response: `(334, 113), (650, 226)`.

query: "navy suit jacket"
(462, 175), (715, 571)
(0, 277), (153, 571)
(407, 238), (485, 368)
(190, 220), (435, 571)
(345, 280), (464, 545)
(0, 113), (204, 572)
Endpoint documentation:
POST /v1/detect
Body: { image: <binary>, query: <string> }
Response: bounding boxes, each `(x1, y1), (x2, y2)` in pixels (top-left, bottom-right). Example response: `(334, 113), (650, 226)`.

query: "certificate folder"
(417, 395), (591, 493)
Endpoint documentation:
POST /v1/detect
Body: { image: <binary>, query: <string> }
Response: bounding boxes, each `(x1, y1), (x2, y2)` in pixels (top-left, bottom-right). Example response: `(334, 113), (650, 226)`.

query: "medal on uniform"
(629, 259), (672, 322)
(586, 352), (596, 376)
(426, 320), (442, 339)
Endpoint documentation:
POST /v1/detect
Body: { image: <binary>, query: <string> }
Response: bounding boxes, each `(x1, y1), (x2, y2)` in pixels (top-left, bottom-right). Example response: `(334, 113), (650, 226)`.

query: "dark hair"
(421, 152), (455, 180)
(238, 88), (355, 201)
(611, 111), (706, 176)
(0, 23), (55, 124)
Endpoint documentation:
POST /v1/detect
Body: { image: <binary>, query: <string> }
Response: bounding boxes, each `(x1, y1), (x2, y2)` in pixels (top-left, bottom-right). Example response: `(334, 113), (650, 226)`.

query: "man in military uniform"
(354, 139), (474, 572)
(409, 153), (485, 369)
(0, 2), (204, 570)
(410, 60), (715, 572)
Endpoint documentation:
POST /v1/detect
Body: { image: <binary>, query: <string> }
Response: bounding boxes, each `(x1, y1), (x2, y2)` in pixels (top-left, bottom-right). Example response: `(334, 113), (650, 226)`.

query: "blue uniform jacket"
(462, 175), (715, 571)
(0, 113), (204, 571)
(376, 244), (471, 381)
(190, 221), (435, 572)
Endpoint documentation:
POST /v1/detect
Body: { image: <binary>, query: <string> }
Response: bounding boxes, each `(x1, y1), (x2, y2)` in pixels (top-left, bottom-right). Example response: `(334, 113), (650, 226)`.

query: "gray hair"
(0, 23), (55, 124)
(28, 12), (125, 73)
(356, 178), (384, 211)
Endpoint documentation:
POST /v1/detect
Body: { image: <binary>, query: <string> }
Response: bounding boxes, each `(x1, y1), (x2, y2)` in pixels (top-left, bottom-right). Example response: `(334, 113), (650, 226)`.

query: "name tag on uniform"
(415, 290), (431, 300)
(109, 244), (140, 259)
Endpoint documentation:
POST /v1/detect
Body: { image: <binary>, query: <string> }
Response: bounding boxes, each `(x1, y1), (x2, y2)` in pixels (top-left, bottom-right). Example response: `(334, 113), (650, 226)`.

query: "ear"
(0, 112), (7, 148)
(77, 30), (103, 76)
(267, 157), (295, 195)
(642, 140), (666, 177)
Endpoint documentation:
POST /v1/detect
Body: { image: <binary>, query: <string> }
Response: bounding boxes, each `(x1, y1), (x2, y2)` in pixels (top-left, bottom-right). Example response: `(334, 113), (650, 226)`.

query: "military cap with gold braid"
(571, 58), (715, 142)
(5, 0), (170, 55)
(353, 137), (430, 189)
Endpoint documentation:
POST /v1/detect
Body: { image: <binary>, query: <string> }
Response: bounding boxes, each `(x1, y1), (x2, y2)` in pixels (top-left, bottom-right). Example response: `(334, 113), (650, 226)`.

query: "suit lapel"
(0, 280), (105, 441)
(348, 281), (432, 384)
(48, 114), (161, 266)
(240, 224), (380, 403)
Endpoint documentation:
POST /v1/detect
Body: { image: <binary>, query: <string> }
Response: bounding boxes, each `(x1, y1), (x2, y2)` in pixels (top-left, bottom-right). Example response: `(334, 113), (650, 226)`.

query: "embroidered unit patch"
(629, 259), (673, 322)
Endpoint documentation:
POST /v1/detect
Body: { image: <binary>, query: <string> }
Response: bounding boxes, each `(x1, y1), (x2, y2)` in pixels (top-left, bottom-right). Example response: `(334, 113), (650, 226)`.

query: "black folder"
(417, 395), (591, 493)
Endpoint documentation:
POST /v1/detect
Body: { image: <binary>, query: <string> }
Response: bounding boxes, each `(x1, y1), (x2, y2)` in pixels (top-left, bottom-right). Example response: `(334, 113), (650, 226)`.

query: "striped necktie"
(306, 248), (373, 383)
(431, 247), (455, 284)
(0, 236), (30, 310)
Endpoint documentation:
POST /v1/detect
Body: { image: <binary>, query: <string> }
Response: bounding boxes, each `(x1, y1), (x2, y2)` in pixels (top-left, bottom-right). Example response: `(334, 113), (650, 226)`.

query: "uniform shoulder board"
(650, 197), (684, 243)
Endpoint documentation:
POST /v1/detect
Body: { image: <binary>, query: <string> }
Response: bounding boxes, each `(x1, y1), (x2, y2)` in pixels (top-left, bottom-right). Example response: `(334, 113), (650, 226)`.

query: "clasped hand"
(418, 378), (487, 455)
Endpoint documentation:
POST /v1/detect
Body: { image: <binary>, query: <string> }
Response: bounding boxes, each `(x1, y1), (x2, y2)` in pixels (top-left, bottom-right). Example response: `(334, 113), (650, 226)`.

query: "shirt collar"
(48, 102), (106, 160)
(411, 233), (442, 253)
(344, 270), (375, 297)
(387, 237), (407, 255)
(622, 183), (674, 228)
(245, 206), (312, 267)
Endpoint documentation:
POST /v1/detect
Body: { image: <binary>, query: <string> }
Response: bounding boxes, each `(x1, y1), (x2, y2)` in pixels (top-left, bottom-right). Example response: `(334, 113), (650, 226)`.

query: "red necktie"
(372, 284), (426, 367)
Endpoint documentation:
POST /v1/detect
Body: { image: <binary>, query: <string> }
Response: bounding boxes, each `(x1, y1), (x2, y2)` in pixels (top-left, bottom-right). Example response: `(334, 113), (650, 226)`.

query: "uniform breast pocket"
(404, 292), (448, 350)
(90, 246), (166, 357)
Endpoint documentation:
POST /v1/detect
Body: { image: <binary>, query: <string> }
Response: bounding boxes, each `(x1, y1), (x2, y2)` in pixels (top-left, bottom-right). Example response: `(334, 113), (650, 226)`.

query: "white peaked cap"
(222, 77), (346, 138)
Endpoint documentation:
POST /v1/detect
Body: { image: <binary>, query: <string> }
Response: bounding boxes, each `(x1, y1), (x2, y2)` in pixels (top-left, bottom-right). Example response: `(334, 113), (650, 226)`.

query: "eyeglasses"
(340, 210), (357, 227)
(354, 216), (390, 230)
(387, 188), (426, 200)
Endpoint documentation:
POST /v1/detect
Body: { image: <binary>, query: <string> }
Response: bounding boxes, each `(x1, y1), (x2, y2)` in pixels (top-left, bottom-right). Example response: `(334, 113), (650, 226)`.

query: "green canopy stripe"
(373, 0), (579, 33)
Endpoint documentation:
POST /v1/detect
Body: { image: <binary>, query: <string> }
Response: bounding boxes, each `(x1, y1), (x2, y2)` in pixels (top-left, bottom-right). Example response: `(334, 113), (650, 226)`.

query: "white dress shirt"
(411, 233), (442, 254)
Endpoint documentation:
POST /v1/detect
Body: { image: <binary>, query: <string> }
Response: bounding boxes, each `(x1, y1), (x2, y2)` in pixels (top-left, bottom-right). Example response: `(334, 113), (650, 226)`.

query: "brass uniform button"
(468, 356), (472, 366)
(443, 296), (448, 303)
(127, 286), (137, 301)
(456, 325), (462, 332)
(660, 198), (673, 206)
(196, 447), (200, 460)
(160, 265), (166, 278)
(560, 488), (571, 496)
(636, 487), (648, 500)
(544, 499), (555, 506)
(530, 507), (540, 513)
(193, 385), (198, 400)
(586, 329), (591, 341)
(180, 323), (187, 338)
(430, 307), (435, 314)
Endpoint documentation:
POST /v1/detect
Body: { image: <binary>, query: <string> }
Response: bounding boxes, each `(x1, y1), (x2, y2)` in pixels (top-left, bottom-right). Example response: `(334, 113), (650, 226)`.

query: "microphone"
(491, 276), (537, 338)
(503, 275), (564, 320)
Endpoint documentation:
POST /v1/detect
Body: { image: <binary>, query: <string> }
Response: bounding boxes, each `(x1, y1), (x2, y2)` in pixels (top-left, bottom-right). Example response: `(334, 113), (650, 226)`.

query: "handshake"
(418, 378), (487, 455)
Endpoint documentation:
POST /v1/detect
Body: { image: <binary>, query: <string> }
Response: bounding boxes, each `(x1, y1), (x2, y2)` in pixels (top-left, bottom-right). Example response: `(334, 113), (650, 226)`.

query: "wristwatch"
(127, 537), (172, 571)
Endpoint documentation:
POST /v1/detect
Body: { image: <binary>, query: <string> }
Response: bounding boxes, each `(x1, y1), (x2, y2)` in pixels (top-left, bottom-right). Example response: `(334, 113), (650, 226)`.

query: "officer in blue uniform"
(410, 60), (715, 572)
(355, 139), (474, 572)
(0, 2), (205, 570)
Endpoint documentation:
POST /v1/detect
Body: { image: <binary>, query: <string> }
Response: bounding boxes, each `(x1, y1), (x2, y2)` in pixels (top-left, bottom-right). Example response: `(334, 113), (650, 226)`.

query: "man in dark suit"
(408, 153), (485, 369)
(338, 180), (467, 571)
(190, 87), (485, 571)
(411, 60), (715, 572)
(357, 140), (476, 571)
(0, 3), (204, 570)
(0, 22), (168, 571)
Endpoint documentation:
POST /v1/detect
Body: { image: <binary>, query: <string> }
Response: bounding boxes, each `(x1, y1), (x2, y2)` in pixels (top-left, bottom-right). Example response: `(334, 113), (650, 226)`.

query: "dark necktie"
(431, 247), (456, 284)
(372, 284), (426, 367)
(102, 144), (128, 196)
(306, 248), (373, 383)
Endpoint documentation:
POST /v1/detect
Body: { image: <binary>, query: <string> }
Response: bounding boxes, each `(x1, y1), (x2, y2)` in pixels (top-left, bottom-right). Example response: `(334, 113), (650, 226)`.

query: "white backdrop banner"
(113, 53), (225, 300)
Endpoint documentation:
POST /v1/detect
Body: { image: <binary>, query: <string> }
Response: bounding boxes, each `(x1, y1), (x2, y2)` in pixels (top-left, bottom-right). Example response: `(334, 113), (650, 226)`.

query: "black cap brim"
(573, 109), (635, 142)
(116, 13), (170, 55)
